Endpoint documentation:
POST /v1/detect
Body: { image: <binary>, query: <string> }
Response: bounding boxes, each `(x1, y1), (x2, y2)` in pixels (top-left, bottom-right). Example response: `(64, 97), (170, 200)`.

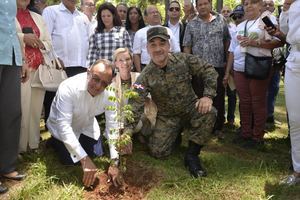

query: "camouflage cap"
(147, 26), (170, 42)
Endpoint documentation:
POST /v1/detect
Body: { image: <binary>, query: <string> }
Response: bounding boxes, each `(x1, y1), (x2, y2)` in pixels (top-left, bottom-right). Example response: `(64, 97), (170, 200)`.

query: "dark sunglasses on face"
(169, 7), (180, 12)
(232, 15), (243, 20)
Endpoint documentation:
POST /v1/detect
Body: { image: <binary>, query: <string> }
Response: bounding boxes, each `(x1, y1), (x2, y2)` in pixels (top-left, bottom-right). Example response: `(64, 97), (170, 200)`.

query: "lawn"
(2, 80), (300, 200)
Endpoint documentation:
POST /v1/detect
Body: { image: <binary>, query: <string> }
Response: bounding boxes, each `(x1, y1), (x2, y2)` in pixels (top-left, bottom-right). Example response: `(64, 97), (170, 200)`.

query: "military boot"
(184, 141), (207, 178)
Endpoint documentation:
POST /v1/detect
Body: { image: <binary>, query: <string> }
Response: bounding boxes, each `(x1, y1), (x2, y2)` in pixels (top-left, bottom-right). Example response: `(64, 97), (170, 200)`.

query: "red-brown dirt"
(84, 160), (164, 200)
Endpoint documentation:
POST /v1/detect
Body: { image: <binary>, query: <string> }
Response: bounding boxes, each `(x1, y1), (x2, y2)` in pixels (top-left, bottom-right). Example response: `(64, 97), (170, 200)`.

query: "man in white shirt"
(132, 5), (180, 72)
(80, 0), (97, 36)
(47, 59), (121, 188)
(42, 0), (90, 77)
(164, 0), (186, 51)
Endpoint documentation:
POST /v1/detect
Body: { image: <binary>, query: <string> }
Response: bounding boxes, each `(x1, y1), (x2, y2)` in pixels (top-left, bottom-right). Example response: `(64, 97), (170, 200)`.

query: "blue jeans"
(267, 70), (280, 118)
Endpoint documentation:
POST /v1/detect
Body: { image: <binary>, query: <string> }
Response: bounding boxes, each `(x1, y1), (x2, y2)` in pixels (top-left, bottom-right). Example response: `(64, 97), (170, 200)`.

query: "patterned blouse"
(17, 8), (43, 70)
(87, 26), (132, 66)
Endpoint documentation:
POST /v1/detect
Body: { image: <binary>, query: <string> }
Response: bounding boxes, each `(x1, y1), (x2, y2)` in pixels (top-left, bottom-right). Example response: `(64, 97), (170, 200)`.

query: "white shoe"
(280, 174), (300, 186)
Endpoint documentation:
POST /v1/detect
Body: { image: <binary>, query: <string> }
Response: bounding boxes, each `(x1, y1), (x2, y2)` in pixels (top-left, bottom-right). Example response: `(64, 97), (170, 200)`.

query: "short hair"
(125, 6), (145, 31)
(169, 0), (181, 8)
(112, 48), (132, 63)
(243, 0), (263, 5)
(96, 3), (122, 33)
(90, 59), (113, 74)
(196, 0), (212, 5)
(144, 5), (158, 16)
(116, 2), (128, 9)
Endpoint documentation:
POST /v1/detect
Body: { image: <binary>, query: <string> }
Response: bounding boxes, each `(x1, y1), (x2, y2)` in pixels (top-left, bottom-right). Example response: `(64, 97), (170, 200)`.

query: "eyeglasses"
(88, 74), (110, 87)
(232, 15), (243, 20)
(84, 3), (95, 8)
(169, 7), (180, 12)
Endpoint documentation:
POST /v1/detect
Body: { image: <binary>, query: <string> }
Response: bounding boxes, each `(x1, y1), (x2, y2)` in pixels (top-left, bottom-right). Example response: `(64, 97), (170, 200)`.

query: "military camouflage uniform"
(125, 53), (218, 158)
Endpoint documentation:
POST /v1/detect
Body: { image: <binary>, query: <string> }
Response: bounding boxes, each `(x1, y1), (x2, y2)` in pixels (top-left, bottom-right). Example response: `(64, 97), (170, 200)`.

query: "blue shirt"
(0, 0), (22, 66)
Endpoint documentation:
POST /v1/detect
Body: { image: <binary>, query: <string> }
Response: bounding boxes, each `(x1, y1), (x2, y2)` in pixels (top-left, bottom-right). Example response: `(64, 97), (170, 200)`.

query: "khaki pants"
(19, 70), (45, 152)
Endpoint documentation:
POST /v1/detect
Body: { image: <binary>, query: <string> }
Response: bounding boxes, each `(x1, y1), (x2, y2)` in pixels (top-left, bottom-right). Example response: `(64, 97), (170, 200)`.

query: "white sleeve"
(132, 30), (142, 54)
(48, 84), (87, 163)
(42, 7), (55, 35)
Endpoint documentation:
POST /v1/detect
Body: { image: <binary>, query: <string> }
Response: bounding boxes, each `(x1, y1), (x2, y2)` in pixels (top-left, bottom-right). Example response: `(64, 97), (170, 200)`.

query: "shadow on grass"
(19, 139), (110, 189)
(264, 181), (300, 200)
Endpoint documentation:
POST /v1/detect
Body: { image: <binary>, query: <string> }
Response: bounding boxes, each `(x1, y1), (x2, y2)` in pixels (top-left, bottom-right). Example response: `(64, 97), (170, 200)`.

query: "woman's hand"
(23, 33), (45, 49)
(223, 73), (230, 87)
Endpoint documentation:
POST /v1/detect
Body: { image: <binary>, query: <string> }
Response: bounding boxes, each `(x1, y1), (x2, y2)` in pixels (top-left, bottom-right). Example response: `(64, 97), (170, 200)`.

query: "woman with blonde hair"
(112, 48), (157, 138)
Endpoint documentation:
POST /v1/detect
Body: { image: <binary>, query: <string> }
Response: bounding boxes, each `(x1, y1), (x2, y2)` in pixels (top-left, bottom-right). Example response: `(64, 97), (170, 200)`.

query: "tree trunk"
(165, 0), (170, 23)
(216, 0), (223, 13)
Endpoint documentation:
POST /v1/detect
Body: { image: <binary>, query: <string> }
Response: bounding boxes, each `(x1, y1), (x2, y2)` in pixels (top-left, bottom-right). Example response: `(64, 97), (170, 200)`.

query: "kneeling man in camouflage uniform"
(124, 27), (218, 178)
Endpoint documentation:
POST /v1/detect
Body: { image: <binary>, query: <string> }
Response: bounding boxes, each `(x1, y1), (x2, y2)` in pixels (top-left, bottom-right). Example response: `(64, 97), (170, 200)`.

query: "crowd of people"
(0, 0), (299, 194)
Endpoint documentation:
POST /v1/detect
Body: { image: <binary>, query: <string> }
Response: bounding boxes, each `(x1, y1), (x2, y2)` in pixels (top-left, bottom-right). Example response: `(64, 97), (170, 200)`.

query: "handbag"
(245, 53), (272, 80)
(243, 20), (272, 80)
(31, 48), (67, 91)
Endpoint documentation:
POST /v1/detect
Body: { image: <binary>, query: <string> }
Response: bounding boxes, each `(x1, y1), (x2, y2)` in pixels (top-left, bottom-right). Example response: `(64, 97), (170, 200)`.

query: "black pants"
(0, 60), (21, 174)
(192, 67), (225, 131)
(49, 135), (98, 165)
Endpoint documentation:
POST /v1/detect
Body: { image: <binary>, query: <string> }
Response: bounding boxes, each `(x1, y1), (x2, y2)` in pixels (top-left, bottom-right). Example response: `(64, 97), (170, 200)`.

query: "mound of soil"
(84, 160), (164, 200)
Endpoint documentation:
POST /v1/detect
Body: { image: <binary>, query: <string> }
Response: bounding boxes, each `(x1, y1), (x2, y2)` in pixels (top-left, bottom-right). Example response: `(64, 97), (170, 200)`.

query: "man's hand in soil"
(195, 97), (213, 114)
(108, 165), (123, 187)
(117, 133), (132, 155)
(80, 156), (97, 187)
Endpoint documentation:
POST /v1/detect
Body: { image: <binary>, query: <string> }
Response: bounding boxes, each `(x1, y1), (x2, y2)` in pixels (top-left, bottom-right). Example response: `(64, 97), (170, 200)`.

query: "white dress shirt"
(47, 73), (119, 162)
(132, 25), (180, 65)
(42, 3), (90, 68)
(168, 20), (180, 46)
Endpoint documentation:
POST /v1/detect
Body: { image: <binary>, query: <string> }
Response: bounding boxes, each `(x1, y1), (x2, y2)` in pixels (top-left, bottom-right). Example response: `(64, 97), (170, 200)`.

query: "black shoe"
(184, 141), (207, 178)
(242, 139), (264, 149)
(0, 182), (8, 194)
(232, 135), (250, 145)
(184, 155), (207, 178)
(266, 116), (275, 124)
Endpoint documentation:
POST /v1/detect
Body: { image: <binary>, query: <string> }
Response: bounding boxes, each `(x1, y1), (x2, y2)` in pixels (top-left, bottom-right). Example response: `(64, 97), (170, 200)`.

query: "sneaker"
(280, 174), (300, 186)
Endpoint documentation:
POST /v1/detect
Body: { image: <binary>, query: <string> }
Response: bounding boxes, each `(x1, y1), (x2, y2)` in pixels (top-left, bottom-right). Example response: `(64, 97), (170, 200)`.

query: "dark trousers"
(0, 64), (21, 174)
(226, 86), (237, 122)
(49, 135), (98, 165)
(43, 67), (87, 123)
(192, 67), (225, 131)
(267, 69), (280, 119)
(65, 67), (87, 77)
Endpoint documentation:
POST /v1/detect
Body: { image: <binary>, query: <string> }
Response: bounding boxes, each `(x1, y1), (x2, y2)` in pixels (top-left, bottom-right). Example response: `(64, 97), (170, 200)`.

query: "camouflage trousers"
(141, 106), (217, 158)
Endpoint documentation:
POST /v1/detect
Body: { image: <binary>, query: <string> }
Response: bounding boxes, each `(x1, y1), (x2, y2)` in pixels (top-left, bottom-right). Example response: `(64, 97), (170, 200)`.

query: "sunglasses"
(232, 15), (243, 20)
(169, 7), (180, 12)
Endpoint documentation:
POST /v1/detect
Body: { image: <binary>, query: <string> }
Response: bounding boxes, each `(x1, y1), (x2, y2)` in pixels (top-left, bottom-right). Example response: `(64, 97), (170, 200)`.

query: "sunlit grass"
(5, 80), (300, 200)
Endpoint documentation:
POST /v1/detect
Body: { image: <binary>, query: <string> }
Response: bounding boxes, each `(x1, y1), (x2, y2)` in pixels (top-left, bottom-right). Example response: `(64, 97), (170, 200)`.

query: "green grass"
(4, 81), (300, 200)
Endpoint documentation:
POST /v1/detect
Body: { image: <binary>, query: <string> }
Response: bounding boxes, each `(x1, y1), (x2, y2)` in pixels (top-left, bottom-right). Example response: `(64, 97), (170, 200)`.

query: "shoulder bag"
(31, 47), (67, 91)
(244, 20), (272, 80)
